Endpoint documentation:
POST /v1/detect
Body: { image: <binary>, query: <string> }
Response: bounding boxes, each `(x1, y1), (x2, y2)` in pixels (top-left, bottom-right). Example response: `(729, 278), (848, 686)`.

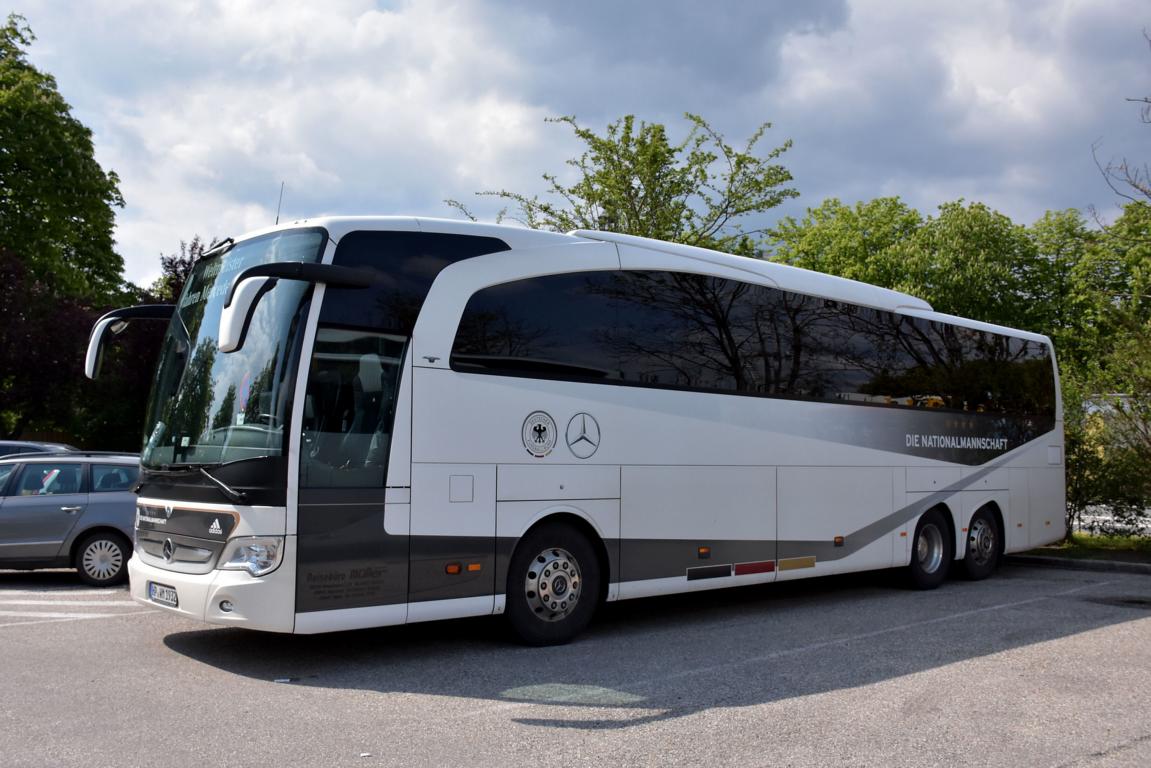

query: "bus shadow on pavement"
(162, 564), (1151, 730)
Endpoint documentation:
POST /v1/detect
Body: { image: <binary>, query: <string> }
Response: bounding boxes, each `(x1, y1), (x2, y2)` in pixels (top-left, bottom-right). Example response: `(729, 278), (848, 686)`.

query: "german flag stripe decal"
(686, 564), (733, 580)
(779, 556), (817, 571)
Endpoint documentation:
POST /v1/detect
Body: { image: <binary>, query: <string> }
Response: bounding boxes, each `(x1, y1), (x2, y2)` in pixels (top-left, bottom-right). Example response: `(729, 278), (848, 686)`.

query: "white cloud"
(767, 0), (1149, 225)
(14, 0), (1151, 286)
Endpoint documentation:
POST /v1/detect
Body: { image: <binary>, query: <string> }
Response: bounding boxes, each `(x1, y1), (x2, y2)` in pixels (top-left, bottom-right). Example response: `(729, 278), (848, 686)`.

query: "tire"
(961, 508), (1001, 581)
(907, 509), (953, 589)
(74, 532), (131, 587)
(505, 522), (601, 646)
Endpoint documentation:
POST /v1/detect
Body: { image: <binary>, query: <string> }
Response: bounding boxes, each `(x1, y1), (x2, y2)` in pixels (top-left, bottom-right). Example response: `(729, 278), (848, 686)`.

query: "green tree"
(882, 201), (1040, 329)
(1026, 209), (1100, 366)
(0, 14), (124, 299)
(769, 198), (1041, 329)
(769, 197), (922, 285)
(449, 114), (798, 255)
(152, 235), (213, 302)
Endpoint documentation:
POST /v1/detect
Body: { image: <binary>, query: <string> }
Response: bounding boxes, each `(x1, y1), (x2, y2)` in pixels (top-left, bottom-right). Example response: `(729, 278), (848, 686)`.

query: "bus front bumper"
(128, 538), (297, 633)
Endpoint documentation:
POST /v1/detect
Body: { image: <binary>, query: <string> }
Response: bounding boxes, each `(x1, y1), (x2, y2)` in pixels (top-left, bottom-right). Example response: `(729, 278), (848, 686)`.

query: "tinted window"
(15, 463), (86, 496)
(0, 464), (14, 494)
(323, 230), (510, 334)
(300, 328), (406, 488)
(92, 464), (139, 492)
(452, 272), (621, 380)
(450, 270), (1056, 427)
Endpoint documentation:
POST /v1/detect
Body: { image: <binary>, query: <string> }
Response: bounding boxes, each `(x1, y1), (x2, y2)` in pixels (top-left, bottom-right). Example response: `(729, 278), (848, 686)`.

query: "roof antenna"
(274, 181), (285, 225)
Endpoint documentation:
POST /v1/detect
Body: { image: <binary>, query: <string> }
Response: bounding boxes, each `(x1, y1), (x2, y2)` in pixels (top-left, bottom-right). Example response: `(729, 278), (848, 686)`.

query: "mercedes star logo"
(566, 413), (601, 459)
(162, 538), (175, 562)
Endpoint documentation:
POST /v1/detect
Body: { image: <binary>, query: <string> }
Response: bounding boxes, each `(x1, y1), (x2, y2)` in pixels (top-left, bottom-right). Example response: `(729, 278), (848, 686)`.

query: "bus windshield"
(141, 229), (325, 469)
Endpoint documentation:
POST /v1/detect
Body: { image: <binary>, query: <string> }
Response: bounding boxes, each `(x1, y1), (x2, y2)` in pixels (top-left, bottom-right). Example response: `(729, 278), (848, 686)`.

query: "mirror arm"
(224, 263), (375, 308)
(219, 262), (377, 353)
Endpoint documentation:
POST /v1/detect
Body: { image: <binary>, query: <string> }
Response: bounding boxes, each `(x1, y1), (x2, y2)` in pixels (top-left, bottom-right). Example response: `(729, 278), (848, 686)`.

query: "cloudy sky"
(17, 0), (1150, 287)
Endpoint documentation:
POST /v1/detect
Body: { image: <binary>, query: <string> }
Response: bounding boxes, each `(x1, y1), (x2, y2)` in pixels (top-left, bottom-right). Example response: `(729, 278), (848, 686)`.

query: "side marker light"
(445, 563), (462, 575)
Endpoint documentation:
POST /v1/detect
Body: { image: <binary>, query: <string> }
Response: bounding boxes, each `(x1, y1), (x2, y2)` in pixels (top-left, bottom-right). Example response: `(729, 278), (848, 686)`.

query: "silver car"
(0, 452), (138, 586)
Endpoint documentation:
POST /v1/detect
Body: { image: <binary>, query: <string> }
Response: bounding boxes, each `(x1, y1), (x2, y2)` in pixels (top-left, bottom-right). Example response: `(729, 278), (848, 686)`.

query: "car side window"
(16, 463), (86, 496)
(0, 464), (14, 495)
(92, 464), (139, 493)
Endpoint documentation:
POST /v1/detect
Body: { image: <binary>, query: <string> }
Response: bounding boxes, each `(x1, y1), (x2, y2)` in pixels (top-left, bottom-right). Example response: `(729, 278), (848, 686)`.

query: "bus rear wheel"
(506, 522), (601, 646)
(961, 508), (1001, 580)
(907, 509), (953, 589)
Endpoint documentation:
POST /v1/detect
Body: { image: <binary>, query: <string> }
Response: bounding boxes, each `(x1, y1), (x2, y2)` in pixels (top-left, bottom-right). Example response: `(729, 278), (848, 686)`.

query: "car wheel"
(962, 508), (1001, 581)
(907, 508), (953, 589)
(75, 532), (131, 587)
(506, 522), (601, 646)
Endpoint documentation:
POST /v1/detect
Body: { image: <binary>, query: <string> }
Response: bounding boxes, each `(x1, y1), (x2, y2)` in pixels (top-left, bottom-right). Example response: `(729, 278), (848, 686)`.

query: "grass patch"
(1025, 532), (1151, 563)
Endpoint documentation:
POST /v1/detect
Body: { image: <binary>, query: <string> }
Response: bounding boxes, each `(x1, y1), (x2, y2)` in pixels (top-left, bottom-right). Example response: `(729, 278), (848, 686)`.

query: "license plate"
(148, 581), (179, 608)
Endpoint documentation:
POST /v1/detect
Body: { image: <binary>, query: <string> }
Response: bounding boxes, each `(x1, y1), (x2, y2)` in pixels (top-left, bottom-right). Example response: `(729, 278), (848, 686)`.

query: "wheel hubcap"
(82, 540), (122, 580)
(917, 523), (944, 574)
(524, 547), (582, 622)
(968, 518), (996, 566)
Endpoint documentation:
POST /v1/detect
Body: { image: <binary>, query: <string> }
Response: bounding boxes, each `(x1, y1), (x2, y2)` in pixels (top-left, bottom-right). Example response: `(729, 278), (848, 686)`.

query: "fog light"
(219, 600), (234, 613)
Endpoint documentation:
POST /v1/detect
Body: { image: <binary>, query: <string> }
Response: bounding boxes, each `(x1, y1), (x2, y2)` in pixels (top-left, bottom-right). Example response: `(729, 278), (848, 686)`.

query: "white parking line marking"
(0, 611), (153, 629)
(0, 589), (128, 597)
(0, 610), (120, 619)
(0, 600), (139, 607)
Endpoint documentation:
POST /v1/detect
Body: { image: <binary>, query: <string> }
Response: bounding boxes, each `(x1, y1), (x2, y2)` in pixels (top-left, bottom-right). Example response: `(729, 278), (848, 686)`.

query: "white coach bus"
(87, 217), (1064, 644)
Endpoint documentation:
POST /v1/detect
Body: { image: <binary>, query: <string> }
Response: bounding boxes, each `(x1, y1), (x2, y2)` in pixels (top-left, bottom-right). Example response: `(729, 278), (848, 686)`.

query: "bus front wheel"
(907, 509), (953, 589)
(506, 522), (601, 646)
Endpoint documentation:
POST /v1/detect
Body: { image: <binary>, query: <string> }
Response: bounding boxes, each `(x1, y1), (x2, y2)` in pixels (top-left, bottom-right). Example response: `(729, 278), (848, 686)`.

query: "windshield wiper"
(197, 466), (248, 504)
(202, 237), (235, 259)
(149, 462), (249, 504)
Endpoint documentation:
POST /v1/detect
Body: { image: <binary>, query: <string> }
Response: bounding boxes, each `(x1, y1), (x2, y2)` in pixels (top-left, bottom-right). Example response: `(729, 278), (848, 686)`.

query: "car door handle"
(60, 506), (82, 514)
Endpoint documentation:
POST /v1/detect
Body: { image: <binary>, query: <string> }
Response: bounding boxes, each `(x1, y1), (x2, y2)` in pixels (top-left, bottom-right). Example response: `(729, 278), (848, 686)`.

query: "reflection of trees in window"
(838, 308), (1055, 420)
(598, 272), (758, 391)
(752, 293), (868, 399)
(167, 337), (216, 457)
(598, 273), (866, 399)
(243, 353), (282, 425)
(210, 385), (236, 431)
(452, 307), (547, 360)
(452, 274), (617, 379)
(447, 269), (1055, 431)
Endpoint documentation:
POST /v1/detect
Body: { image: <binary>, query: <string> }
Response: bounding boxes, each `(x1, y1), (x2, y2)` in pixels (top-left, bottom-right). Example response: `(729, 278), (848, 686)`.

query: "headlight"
(219, 536), (284, 577)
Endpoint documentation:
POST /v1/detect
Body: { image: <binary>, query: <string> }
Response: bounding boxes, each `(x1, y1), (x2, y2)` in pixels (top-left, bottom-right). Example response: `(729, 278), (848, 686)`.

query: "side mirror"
(218, 262), (375, 353)
(86, 304), (176, 379)
(218, 276), (278, 353)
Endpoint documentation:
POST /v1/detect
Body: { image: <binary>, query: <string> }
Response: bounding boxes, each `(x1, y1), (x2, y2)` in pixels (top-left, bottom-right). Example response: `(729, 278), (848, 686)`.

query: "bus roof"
(569, 229), (934, 314)
(237, 216), (1049, 344)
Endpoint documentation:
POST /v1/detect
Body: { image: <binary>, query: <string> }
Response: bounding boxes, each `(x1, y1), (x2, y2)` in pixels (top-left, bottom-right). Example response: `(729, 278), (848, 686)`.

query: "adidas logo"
(208, 518), (223, 535)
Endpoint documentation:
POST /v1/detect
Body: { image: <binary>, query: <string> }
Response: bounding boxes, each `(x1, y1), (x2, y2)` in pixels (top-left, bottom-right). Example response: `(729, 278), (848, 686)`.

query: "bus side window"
(300, 328), (405, 489)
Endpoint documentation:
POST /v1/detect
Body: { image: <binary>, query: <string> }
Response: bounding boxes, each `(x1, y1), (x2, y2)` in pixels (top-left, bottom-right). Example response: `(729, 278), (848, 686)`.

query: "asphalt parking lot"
(2, 564), (1149, 768)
